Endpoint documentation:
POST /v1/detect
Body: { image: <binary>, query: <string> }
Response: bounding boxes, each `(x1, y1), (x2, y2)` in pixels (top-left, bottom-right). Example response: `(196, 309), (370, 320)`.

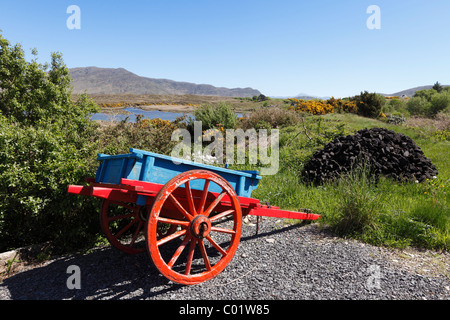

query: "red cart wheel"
(100, 200), (147, 254)
(146, 170), (242, 285)
(100, 200), (179, 255)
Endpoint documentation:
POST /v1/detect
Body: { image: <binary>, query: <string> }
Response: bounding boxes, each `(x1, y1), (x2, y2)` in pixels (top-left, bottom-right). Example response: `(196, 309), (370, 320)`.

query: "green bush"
(383, 98), (408, 115)
(406, 96), (431, 116)
(95, 116), (178, 156)
(352, 91), (385, 118)
(429, 92), (450, 117)
(239, 107), (299, 130)
(190, 102), (237, 131)
(0, 33), (100, 252)
(408, 88), (450, 118)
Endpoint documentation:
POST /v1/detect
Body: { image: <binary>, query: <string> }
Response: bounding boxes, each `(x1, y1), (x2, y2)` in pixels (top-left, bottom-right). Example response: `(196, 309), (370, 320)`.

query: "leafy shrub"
(95, 116), (177, 156)
(352, 91), (385, 118)
(383, 98), (407, 115)
(326, 97), (358, 114)
(429, 92), (450, 117)
(190, 102), (237, 131)
(239, 107), (299, 130)
(408, 88), (450, 118)
(406, 96), (431, 116)
(0, 33), (99, 252)
(414, 88), (438, 101)
(287, 97), (357, 115)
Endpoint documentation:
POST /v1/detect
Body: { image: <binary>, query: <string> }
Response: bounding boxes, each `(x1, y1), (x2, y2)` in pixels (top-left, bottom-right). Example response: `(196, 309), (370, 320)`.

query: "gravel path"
(0, 218), (448, 300)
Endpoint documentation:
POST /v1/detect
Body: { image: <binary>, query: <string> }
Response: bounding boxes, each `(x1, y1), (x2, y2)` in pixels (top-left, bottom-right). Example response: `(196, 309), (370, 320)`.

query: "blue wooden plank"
(95, 148), (262, 197)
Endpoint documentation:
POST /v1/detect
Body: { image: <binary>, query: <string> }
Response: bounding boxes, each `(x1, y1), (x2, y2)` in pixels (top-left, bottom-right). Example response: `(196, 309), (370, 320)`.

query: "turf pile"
(301, 128), (438, 184)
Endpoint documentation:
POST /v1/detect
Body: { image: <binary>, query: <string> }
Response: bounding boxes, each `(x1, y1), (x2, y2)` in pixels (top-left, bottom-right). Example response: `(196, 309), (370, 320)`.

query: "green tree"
(432, 81), (443, 93)
(0, 33), (100, 252)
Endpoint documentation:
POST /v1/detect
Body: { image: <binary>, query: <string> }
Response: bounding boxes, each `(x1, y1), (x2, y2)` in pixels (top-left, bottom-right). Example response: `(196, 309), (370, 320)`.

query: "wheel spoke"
(115, 218), (139, 238)
(129, 221), (143, 247)
(184, 181), (197, 216)
(197, 179), (211, 214)
(158, 217), (190, 228)
(168, 235), (191, 268)
(206, 235), (227, 256)
(210, 209), (235, 222)
(169, 194), (193, 221)
(100, 200), (145, 254)
(184, 238), (196, 275)
(198, 240), (212, 271)
(210, 226), (236, 235)
(157, 229), (187, 247)
(203, 191), (226, 217)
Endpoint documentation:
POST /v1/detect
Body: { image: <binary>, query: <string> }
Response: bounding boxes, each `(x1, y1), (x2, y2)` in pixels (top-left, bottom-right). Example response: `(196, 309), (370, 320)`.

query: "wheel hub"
(190, 215), (211, 239)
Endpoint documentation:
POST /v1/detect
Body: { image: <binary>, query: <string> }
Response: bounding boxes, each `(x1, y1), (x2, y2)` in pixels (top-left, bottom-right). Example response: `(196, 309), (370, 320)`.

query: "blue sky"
(1, 0), (449, 97)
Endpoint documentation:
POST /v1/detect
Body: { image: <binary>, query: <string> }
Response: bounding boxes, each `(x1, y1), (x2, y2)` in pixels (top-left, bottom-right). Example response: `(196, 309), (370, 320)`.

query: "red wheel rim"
(100, 200), (147, 254)
(146, 170), (242, 285)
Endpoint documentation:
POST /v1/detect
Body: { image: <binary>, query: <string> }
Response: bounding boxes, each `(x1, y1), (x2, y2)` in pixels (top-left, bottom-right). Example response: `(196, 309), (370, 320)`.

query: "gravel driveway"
(1, 218), (448, 300)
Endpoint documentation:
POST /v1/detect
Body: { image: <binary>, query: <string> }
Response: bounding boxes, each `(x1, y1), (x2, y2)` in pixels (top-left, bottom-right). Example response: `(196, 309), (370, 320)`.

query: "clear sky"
(1, 0), (449, 98)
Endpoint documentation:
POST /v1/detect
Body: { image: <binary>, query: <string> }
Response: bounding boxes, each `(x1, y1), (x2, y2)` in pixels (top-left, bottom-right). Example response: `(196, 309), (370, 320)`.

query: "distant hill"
(69, 67), (261, 97)
(382, 85), (450, 98)
(294, 93), (331, 100)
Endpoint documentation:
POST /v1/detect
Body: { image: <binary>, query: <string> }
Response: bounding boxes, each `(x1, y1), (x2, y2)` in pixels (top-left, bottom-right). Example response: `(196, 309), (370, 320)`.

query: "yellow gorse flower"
(288, 97), (357, 115)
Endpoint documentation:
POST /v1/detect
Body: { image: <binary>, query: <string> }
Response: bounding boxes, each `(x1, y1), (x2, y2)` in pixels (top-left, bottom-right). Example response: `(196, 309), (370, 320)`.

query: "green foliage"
(406, 96), (431, 116)
(429, 92), (450, 117)
(0, 33), (100, 252)
(190, 102), (237, 131)
(432, 81), (444, 93)
(252, 94), (268, 102)
(382, 98), (408, 116)
(414, 88), (438, 101)
(408, 87), (450, 118)
(239, 107), (299, 130)
(352, 91), (385, 118)
(95, 116), (178, 156)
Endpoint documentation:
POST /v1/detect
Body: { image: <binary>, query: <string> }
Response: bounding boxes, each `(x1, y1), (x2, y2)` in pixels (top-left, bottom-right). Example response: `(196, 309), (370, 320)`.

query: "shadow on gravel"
(2, 223), (304, 300)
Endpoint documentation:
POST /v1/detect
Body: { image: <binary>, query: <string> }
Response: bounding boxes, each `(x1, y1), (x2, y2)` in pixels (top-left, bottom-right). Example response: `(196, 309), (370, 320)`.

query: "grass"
(243, 112), (449, 251)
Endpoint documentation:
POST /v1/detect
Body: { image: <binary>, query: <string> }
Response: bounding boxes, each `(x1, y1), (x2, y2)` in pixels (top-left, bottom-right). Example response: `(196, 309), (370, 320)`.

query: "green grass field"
(233, 113), (449, 250)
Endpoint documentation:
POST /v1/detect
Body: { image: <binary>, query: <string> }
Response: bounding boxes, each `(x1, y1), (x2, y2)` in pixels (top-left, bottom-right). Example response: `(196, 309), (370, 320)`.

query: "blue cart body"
(95, 148), (262, 198)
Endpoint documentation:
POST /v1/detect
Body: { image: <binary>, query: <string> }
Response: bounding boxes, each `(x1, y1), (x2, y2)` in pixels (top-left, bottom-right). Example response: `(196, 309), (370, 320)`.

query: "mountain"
(294, 93), (331, 100)
(69, 67), (261, 97)
(382, 85), (450, 98)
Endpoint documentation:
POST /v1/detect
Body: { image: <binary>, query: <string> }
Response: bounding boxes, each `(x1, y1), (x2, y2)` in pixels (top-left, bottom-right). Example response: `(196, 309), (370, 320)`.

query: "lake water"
(92, 107), (243, 122)
(91, 107), (190, 122)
